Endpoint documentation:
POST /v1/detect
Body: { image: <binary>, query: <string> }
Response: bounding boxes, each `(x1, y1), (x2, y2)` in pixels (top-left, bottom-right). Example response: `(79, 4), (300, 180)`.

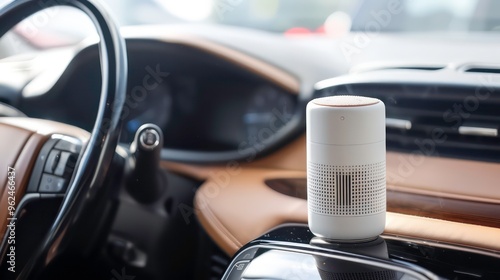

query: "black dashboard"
(17, 39), (298, 159)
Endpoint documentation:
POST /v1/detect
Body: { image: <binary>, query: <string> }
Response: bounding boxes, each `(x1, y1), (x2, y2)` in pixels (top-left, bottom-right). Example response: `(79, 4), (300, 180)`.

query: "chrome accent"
(386, 118), (412, 130)
(139, 128), (161, 150)
(458, 126), (498, 137)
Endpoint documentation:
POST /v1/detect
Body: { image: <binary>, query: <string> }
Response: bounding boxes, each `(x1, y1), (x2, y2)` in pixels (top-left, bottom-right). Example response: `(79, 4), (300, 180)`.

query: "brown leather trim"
(0, 133), (46, 238)
(121, 27), (301, 94)
(193, 168), (307, 256)
(164, 131), (500, 256)
(0, 117), (90, 140)
(0, 126), (32, 184)
(160, 161), (212, 181)
(265, 178), (500, 228)
(192, 167), (500, 256)
(386, 190), (500, 228)
(195, 193), (243, 254)
(384, 213), (500, 254)
(242, 135), (307, 171)
(162, 133), (500, 256)
(0, 124), (34, 238)
(386, 152), (500, 204)
(225, 135), (500, 204)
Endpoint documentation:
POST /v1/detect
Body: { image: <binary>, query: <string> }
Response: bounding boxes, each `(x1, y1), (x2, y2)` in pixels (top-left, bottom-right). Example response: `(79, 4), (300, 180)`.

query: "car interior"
(0, 0), (499, 279)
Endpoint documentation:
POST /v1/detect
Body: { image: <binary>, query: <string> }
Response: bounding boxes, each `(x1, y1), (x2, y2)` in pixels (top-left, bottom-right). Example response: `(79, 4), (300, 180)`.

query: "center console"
(223, 224), (500, 280)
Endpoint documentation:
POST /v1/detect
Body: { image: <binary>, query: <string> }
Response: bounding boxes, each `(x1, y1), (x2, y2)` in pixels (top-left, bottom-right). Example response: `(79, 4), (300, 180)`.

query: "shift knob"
(127, 123), (164, 203)
(307, 96), (386, 241)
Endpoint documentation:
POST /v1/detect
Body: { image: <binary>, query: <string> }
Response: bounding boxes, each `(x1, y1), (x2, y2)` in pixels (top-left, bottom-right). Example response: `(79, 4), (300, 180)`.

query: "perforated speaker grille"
(308, 161), (386, 216)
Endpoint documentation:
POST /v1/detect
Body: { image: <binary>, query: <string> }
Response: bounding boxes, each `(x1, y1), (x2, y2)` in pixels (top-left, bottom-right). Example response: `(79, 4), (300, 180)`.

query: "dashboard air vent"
(391, 66), (444, 71)
(464, 67), (500, 74)
(315, 83), (500, 162)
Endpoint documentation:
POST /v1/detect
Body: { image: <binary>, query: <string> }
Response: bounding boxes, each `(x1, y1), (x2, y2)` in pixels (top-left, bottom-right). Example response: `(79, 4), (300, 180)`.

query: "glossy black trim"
(225, 225), (438, 280)
(0, 0), (127, 278)
(160, 97), (308, 164)
(225, 224), (500, 280)
(26, 137), (59, 193)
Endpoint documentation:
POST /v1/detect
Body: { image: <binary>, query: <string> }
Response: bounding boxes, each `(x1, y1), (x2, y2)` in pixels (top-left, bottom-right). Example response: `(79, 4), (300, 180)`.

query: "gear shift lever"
(126, 123), (165, 203)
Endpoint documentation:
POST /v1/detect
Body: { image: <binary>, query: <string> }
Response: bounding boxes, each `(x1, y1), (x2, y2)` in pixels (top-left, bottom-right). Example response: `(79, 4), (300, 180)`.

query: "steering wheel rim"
(0, 0), (127, 278)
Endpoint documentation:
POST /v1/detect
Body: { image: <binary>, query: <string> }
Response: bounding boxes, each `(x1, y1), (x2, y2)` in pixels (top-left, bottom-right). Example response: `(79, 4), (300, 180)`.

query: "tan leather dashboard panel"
(246, 135), (500, 204)
(195, 168), (307, 254)
(264, 178), (500, 228)
(0, 118), (90, 140)
(0, 124), (35, 238)
(190, 167), (500, 257)
(163, 133), (500, 257)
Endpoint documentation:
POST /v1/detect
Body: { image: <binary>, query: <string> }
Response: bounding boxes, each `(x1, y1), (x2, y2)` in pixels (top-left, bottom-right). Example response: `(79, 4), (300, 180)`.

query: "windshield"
(351, 0), (500, 32)
(105, 0), (357, 33)
(109, 0), (500, 33)
(0, 0), (499, 54)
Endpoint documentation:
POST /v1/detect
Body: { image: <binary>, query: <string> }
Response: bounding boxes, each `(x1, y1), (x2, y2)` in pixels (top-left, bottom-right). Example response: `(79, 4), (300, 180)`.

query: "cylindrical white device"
(307, 95), (386, 241)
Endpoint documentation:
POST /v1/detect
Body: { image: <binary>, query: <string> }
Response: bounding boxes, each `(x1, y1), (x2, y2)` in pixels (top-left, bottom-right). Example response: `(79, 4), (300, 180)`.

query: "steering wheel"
(0, 0), (126, 278)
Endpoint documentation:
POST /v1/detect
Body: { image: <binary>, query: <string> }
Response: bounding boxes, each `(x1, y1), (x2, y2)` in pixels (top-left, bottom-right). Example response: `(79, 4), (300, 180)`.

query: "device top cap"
(307, 95), (385, 145)
(313, 96), (380, 107)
